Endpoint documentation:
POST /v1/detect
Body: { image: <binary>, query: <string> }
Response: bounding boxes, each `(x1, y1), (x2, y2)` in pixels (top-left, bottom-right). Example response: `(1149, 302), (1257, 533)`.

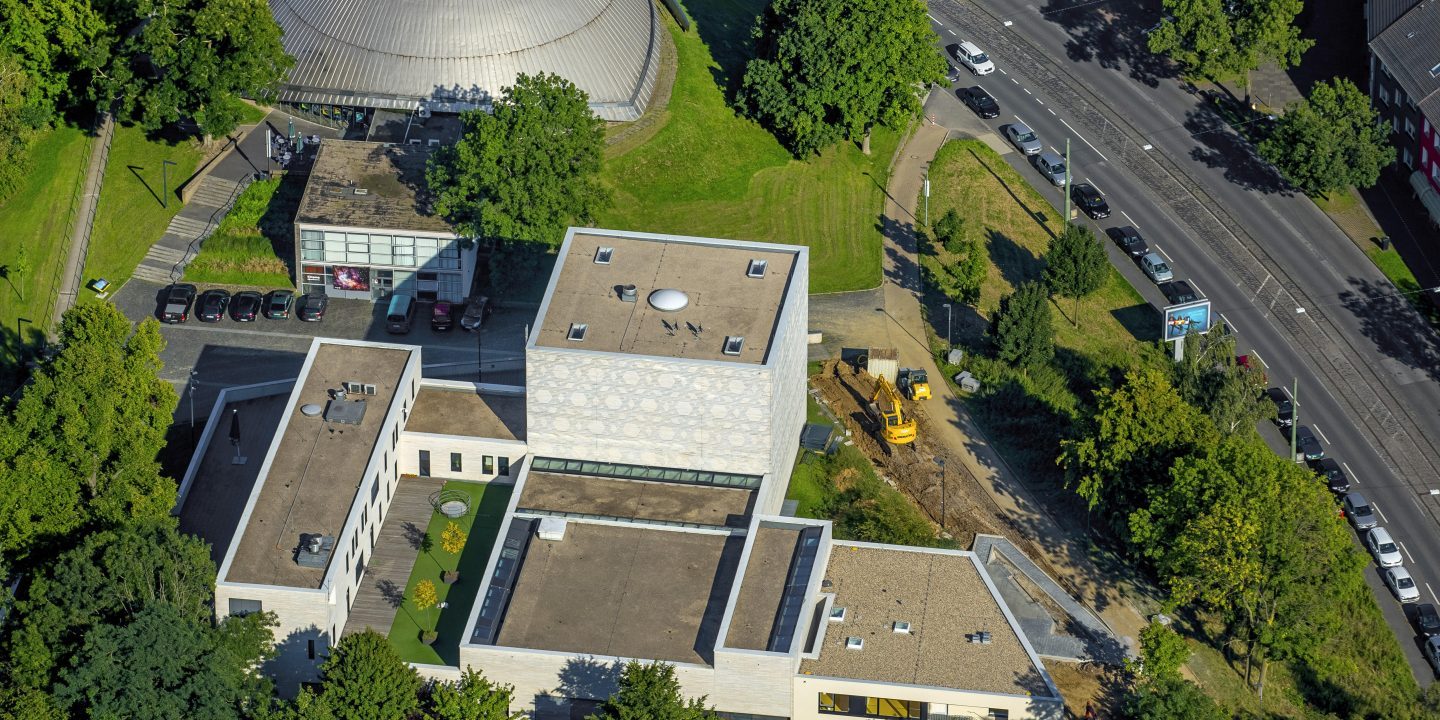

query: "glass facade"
(299, 228), (466, 302)
(819, 694), (923, 719)
(530, 457), (763, 489)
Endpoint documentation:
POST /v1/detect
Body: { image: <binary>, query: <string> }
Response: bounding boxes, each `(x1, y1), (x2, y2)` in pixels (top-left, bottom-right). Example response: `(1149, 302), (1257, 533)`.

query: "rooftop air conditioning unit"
(537, 517), (567, 541)
(352, 188), (369, 196)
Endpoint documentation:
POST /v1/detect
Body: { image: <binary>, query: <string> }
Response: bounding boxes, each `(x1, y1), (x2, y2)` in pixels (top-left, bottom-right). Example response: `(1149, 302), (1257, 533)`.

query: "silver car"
(1140, 252), (1173, 283)
(1367, 527), (1404, 568)
(1004, 122), (1042, 155)
(1387, 566), (1421, 603)
(1034, 151), (1067, 186)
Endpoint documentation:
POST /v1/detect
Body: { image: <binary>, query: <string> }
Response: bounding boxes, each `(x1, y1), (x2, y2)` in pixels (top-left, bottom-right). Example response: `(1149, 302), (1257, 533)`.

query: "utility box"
(863, 347), (899, 385)
(947, 348), (965, 365)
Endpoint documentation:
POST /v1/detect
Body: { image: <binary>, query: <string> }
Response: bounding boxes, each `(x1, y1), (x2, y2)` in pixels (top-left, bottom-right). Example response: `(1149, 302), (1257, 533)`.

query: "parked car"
(1415, 603), (1440, 637)
(1426, 635), (1440, 675)
(1159, 280), (1199, 304)
(1139, 252), (1173, 283)
(954, 41), (996, 75)
(230, 291), (262, 322)
(298, 293), (328, 322)
(460, 295), (492, 332)
(1265, 387), (1294, 427)
(265, 290), (294, 319)
(1070, 183), (1111, 219)
(431, 301), (454, 332)
(1033, 151), (1067, 186)
(1109, 226), (1148, 257)
(196, 289), (231, 322)
(1343, 492), (1378, 529)
(1312, 457), (1349, 492)
(959, 86), (1000, 118)
(1367, 527), (1404, 568)
(159, 283), (197, 324)
(1386, 566), (1421, 603)
(1293, 425), (1324, 460)
(1004, 122), (1043, 155)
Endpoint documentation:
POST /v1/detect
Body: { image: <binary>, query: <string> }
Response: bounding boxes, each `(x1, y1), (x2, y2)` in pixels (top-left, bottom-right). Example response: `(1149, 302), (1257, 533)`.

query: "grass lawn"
(597, 0), (897, 294)
(83, 125), (203, 295)
(184, 176), (299, 287)
(388, 481), (512, 665)
(1314, 189), (1423, 301)
(0, 126), (90, 343)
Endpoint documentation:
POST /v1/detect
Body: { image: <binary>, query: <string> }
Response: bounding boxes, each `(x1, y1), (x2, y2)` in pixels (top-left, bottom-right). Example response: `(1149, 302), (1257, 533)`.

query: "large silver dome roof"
(270, 0), (662, 121)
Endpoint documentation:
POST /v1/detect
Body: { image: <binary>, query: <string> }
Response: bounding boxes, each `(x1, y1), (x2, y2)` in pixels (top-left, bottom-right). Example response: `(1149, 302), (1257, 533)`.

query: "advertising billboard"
(332, 266), (371, 291)
(1163, 299), (1212, 341)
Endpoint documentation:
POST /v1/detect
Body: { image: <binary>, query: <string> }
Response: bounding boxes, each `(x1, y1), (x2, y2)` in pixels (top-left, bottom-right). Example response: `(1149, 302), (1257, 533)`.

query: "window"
(419, 450), (431, 477)
(483, 456), (495, 475)
(819, 695), (851, 714)
(723, 336), (744, 355)
(354, 552), (365, 578)
(1406, 118), (1417, 138)
(1379, 86), (1390, 105)
(451, 453), (463, 472)
(865, 698), (921, 719)
(307, 639), (315, 659)
(361, 505), (368, 531)
(370, 476), (380, 503)
(498, 456), (510, 476)
(568, 323), (588, 341)
(987, 711), (1009, 720)
(228, 599), (263, 616)
(747, 259), (768, 277)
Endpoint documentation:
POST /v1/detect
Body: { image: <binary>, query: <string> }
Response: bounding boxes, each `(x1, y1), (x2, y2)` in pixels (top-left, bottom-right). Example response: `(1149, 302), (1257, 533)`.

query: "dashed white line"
(1048, 108), (1057, 115)
(1037, 98), (1044, 105)
(1219, 312), (1236, 335)
(1314, 424), (1330, 445)
(1281, 385), (1294, 401)
(1429, 582), (1439, 605)
(1401, 540), (1415, 565)
(1012, 78), (1020, 85)
(1023, 88), (1032, 95)
(1374, 502), (1390, 524)
(927, 13), (939, 21)
(1058, 118), (1110, 161)
(1342, 461), (1358, 485)
(1120, 211), (1140, 228)
(947, 29), (957, 36)
(999, 68), (1008, 75)
(1048, 146), (1061, 155)
(1153, 243), (1173, 263)
(1085, 178), (1105, 195)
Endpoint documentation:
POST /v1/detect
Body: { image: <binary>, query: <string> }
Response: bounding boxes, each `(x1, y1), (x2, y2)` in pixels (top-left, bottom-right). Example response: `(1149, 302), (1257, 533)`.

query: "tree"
(0, 303), (177, 566)
(0, 0), (111, 120)
(1122, 676), (1228, 720)
(412, 579), (439, 642)
(1042, 223), (1107, 326)
(441, 522), (467, 556)
(53, 603), (276, 720)
(1258, 77), (1396, 196)
(319, 630), (422, 720)
(427, 72), (608, 252)
(94, 0), (292, 136)
(992, 281), (1054, 370)
(1147, 0), (1311, 90)
(1132, 621), (1190, 685)
(934, 209), (965, 254)
(426, 667), (522, 720)
(1172, 320), (1268, 433)
(738, 0), (946, 156)
(588, 661), (716, 720)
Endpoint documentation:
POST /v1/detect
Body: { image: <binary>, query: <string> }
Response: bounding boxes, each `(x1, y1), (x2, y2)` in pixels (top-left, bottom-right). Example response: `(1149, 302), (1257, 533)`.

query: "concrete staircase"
(131, 176), (246, 285)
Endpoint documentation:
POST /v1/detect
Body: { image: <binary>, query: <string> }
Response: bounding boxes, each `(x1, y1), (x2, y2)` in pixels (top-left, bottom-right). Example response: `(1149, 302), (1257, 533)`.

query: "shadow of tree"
(987, 228), (1046, 289)
(556, 656), (625, 700)
(376, 578), (405, 609)
(1036, 0), (1178, 89)
(1182, 101), (1291, 195)
(1338, 276), (1440, 383)
(686, 0), (768, 103)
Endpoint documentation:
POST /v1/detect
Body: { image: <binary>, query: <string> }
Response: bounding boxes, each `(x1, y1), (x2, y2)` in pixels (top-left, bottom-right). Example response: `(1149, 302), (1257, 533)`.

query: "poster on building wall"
(332, 266), (371, 291)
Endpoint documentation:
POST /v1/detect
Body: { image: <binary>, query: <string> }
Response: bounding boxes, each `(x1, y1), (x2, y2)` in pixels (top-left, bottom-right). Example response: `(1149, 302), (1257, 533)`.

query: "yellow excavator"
(868, 377), (917, 445)
(897, 368), (931, 401)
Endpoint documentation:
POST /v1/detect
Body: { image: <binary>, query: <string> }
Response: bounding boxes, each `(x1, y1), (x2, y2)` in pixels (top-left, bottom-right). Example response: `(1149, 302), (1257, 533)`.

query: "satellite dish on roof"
(648, 288), (689, 313)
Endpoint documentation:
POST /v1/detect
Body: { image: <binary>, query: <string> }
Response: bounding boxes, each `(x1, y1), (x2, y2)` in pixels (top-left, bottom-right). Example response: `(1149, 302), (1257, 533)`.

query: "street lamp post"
(476, 327), (484, 384)
(942, 303), (952, 351)
(188, 369), (198, 448)
(162, 160), (177, 209)
(923, 173), (931, 230)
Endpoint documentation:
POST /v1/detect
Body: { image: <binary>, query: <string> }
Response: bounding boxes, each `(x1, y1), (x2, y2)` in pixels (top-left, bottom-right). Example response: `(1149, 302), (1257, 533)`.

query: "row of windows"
(530, 457), (763, 489)
(418, 450), (511, 477)
(301, 230), (455, 248)
(818, 695), (1008, 720)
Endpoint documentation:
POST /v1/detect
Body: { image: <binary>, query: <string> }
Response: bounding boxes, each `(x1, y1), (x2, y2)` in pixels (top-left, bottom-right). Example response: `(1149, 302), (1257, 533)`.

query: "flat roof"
(516, 473), (754, 527)
(295, 140), (454, 234)
(497, 523), (743, 665)
(800, 544), (1054, 698)
(725, 525), (804, 650)
(407, 386), (525, 441)
(534, 231), (798, 364)
(226, 343), (414, 588)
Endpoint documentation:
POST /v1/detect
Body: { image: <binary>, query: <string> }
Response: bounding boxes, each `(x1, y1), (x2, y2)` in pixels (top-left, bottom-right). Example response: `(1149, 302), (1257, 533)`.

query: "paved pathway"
(344, 475), (445, 638)
(53, 113), (115, 328)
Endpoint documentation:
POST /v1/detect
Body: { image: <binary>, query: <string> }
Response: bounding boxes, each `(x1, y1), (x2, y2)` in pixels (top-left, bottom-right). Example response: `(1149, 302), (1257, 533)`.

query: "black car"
(196, 289), (231, 323)
(431, 301), (455, 332)
(265, 290), (294, 319)
(230, 291), (262, 322)
(1070, 183), (1110, 219)
(959, 86), (1000, 119)
(1311, 457), (1349, 493)
(1415, 603), (1440, 637)
(1293, 425), (1324, 460)
(159, 283), (197, 324)
(298, 293), (328, 322)
(1265, 387), (1293, 427)
(1159, 280), (1199, 305)
(1108, 226), (1148, 257)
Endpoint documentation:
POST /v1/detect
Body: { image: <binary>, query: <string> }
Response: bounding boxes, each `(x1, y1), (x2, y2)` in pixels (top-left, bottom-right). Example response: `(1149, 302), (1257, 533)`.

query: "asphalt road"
(926, 1), (1440, 682)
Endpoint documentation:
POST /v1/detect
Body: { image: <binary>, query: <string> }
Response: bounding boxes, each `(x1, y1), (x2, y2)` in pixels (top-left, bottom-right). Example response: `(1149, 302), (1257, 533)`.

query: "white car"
(1386, 566), (1421, 603)
(955, 41), (996, 75)
(1425, 635), (1440, 675)
(1367, 527), (1403, 568)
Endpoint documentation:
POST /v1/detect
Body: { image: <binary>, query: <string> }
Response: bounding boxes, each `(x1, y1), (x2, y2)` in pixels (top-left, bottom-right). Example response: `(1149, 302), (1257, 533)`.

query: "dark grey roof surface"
(1369, 0), (1424, 40)
(1370, 0), (1440, 121)
(295, 140), (454, 234)
(269, 0), (662, 121)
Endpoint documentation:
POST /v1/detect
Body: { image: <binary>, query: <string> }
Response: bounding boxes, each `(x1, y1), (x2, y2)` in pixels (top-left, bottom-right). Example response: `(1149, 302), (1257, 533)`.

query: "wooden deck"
(343, 476), (445, 638)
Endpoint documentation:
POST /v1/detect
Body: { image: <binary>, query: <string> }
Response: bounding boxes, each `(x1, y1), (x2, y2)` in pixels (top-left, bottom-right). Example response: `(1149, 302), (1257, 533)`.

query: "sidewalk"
(874, 119), (1148, 652)
(53, 114), (115, 328)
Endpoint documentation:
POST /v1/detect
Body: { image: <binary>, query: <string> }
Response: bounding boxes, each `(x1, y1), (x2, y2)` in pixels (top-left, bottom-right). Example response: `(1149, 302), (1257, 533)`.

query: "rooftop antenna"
(687, 321), (701, 338)
(662, 319), (676, 336)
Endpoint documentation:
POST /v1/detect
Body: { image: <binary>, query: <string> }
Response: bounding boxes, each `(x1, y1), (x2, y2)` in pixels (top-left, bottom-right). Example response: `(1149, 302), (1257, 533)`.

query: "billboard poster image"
(1163, 300), (1212, 341)
(332, 266), (371, 291)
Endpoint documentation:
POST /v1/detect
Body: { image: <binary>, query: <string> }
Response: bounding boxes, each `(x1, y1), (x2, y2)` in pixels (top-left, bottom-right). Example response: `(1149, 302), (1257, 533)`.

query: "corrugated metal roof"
(270, 0), (661, 121)
(1370, 0), (1440, 122)
(1368, 0), (1423, 41)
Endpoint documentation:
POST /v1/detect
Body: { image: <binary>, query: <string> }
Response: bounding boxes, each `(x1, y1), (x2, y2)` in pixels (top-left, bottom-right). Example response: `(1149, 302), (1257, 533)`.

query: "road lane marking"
(927, 13), (939, 21)
(1058, 118), (1110, 161)
(1049, 146), (1060, 154)
(1153, 243), (1173, 263)
(1429, 583), (1439, 605)
(1281, 385), (1293, 400)
(1374, 502), (1390, 524)
(999, 68), (1007, 75)
(1219, 312), (1237, 335)
(1085, 177), (1105, 195)
(1048, 108), (1057, 115)
(1314, 424), (1330, 444)
(1012, 78), (1020, 85)
(1120, 211), (1139, 228)
(1024, 88), (1032, 95)
(948, 29), (956, 35)
(1343, 462), (1358, 485)
(1037, 98), (1044, 104)
(1401, 541), (1415, 565)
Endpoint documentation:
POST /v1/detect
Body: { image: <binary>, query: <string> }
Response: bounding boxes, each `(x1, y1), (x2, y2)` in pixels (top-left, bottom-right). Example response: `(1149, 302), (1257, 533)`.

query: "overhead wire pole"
(1290, 377), (1299, 462)
(1063, 138), (1072, 224)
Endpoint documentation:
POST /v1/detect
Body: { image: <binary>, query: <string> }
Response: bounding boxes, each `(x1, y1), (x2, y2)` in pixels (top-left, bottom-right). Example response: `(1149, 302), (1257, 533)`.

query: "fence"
(46, 112), (114, 334)
(168, 173), (256, 283)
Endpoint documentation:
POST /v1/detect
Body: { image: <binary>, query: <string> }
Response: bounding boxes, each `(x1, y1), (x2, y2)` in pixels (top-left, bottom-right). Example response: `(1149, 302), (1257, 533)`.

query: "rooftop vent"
(300, 403), (323, 417)
(427, 139), (441, 148)
(343, 381), (377, 396)
(296, 534), (335, 568)
(829, 606), (847, 622)
(649, 288), (689, 312)
(619, 284), (637, 302)
(1432, 62), (1440, 78)
(567, 323), (588, 341)
(595, 247), (614, 264)
(893, 621), (912, 634)
(351, 188), (369, 196)
(969, 631), (993, 644)
(845, 636), (864, 650)
(747, 259), (768, 278)
(536, 517), (568, 541)
(723, 336), (744, 356)
(408, 138), (422, 145)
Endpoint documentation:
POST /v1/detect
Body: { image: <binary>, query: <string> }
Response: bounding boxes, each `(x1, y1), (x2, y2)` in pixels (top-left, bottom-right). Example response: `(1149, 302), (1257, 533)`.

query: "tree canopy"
(588, 661), (717, 720)
(426, 668), (522, 720)
(992, 281), (1054, 370)
(1258, 77), (1396, 196)
(738, 0), (947, 156)
(1147, 0), (1311, 86)
(428, 72), (609, 252)
(1172, 320), (1269, 433)
(1043, 223), (1108, 326)
(318, 630), (422, 720)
